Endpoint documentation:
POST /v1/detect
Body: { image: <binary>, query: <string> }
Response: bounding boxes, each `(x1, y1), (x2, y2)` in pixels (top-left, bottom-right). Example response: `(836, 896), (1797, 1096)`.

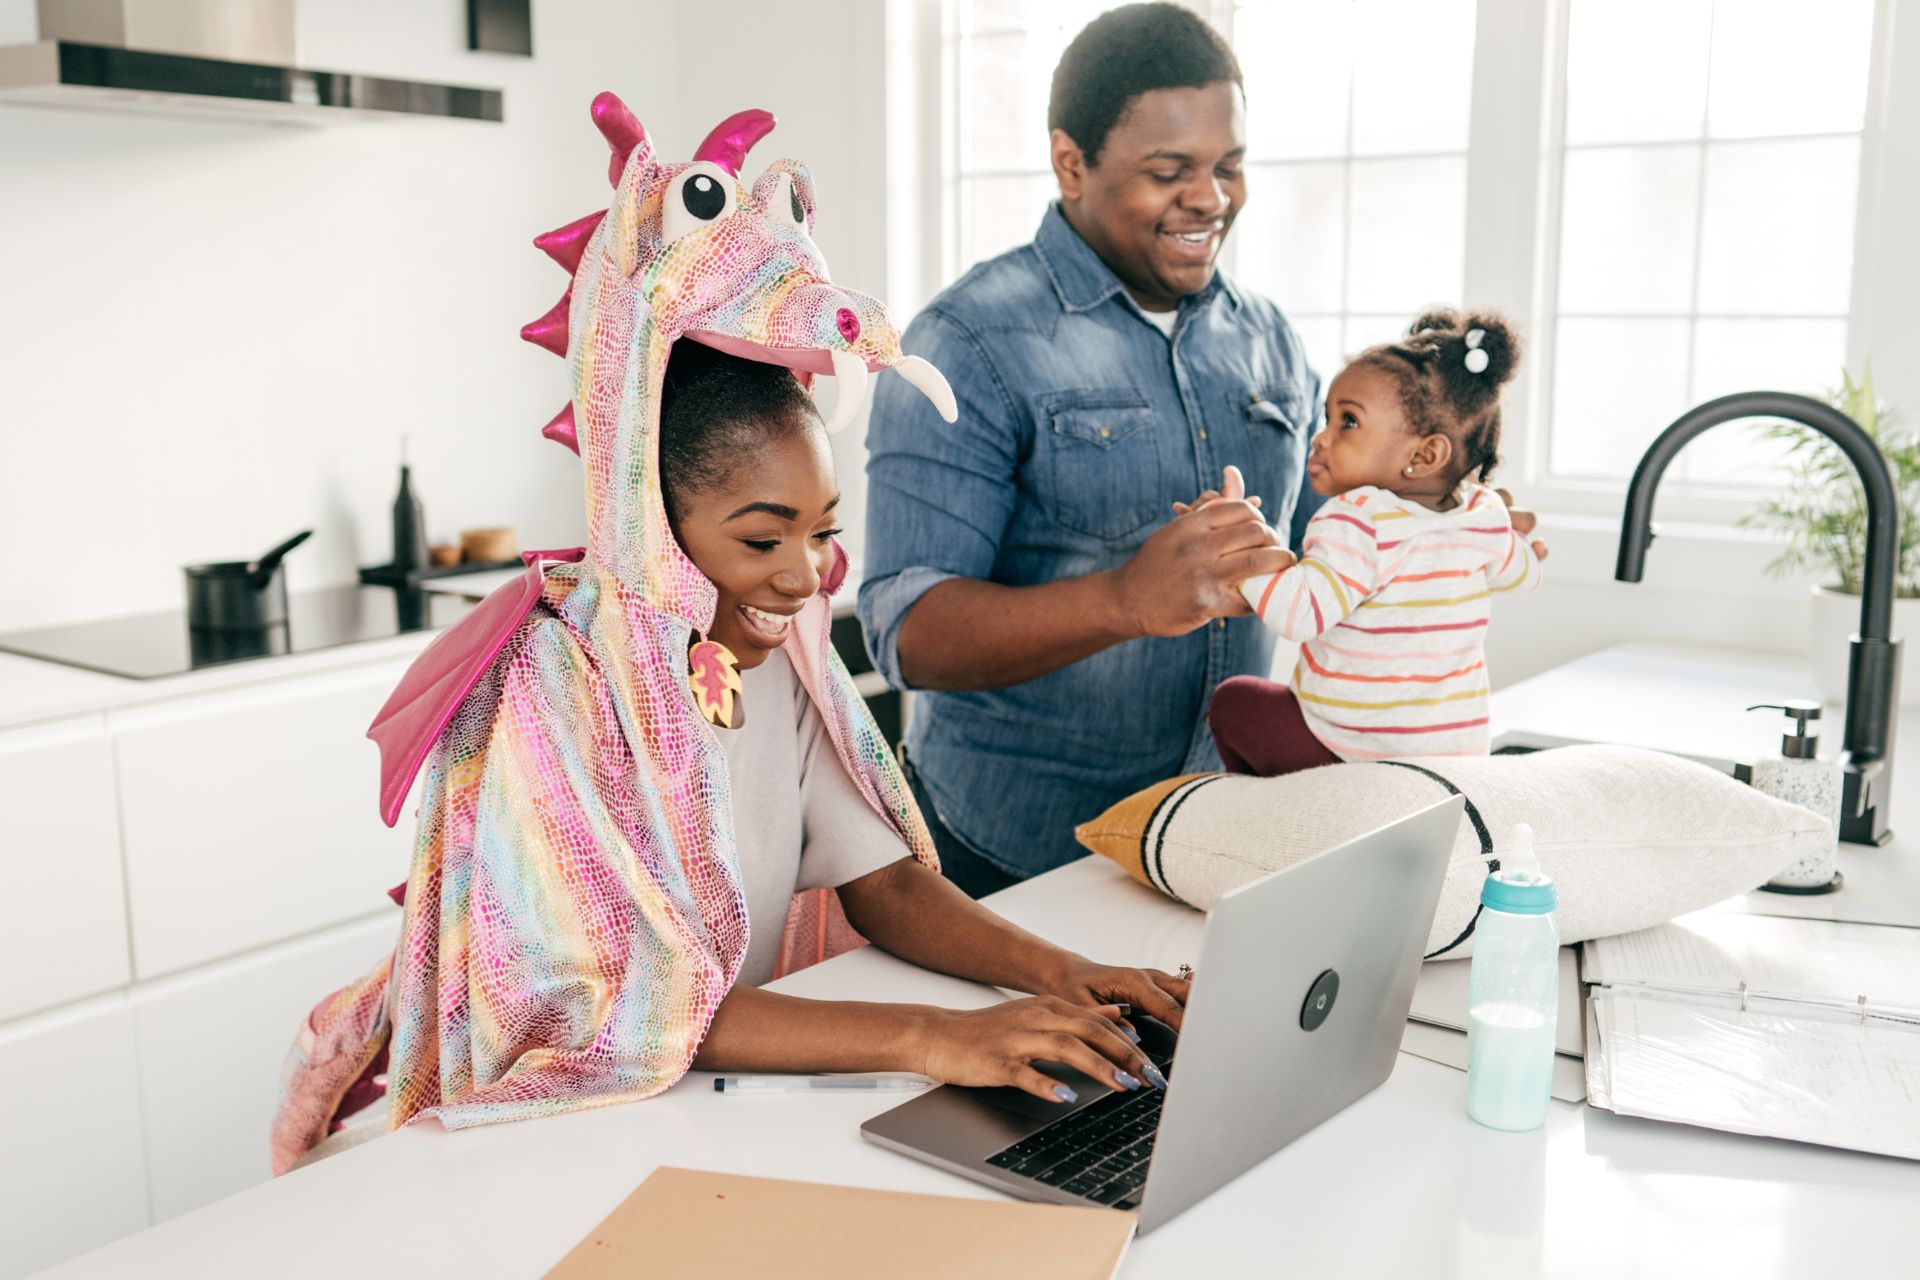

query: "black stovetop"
(0, 585), (475, 680)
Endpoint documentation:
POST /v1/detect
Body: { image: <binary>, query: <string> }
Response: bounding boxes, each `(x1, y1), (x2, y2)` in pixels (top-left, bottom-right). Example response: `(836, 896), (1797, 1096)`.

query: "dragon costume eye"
(684, 174), (724, 218)
(661, 162), (737, 247)
(777, 173), (807, 228)
(756, 168), (811, 237)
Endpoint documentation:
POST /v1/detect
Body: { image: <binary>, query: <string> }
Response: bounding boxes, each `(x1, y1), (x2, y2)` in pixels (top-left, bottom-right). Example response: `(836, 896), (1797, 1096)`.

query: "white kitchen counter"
(0, 630), (448, 733)
(35, 642), (1920, 1279)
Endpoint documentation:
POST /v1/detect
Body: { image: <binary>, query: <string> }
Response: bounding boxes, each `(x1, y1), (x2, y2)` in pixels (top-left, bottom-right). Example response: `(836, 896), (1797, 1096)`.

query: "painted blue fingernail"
(1054, 1084), (1079, 1104)
(1114, 1071), (1142, 1091)
(1122, 1026), (1141, 1045)
(1142, 1063), (1169, 1090)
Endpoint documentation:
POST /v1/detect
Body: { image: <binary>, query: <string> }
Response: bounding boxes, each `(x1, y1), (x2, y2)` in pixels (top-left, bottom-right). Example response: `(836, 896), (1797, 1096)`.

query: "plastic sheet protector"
(1587, 992), (1920, 1160)
(1582, 911), (1920, 1158)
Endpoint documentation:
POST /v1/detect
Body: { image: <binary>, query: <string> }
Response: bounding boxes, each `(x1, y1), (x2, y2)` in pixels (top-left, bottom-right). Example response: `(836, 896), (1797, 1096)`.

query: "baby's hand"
(1496, 487), (1550, 561)
(1173, 465), (1264, 517)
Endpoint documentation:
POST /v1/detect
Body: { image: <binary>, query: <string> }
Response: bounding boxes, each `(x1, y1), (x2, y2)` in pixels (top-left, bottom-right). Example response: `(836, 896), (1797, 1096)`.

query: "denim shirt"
(858, 204), (1323, 877)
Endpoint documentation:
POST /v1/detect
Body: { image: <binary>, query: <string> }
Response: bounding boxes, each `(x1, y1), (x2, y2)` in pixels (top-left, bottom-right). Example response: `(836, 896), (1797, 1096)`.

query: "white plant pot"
(1807, 585), (1920, 709)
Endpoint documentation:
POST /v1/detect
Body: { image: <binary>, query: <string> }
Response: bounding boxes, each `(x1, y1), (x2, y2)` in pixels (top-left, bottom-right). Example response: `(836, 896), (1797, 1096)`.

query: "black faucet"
(1616, 390), (1899, 846)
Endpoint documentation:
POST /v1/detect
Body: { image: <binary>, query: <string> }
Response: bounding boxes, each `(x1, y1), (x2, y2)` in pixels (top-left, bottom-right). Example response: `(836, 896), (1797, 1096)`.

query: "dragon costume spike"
(534, 211), (606, 274)
(269, 92), (958, 1173)
(519, 287), (572, 356)
(540, 402), (578, 453)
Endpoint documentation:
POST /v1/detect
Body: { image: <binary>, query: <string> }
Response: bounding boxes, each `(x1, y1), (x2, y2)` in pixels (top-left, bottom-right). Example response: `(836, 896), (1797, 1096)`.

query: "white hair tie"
(1463, 328), (1489, 374)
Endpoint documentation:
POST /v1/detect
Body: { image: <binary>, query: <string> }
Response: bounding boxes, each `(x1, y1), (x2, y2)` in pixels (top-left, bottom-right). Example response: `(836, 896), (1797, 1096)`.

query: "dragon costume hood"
(270, 94), (952, 1173)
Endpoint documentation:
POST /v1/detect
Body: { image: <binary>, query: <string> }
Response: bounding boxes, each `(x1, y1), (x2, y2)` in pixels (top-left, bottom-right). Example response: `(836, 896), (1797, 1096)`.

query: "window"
(946, 1), (1132, 274)
(1229, 0), (1477, 379)
(1543, 0), (1878, 486)
(944, 0), (1478, 385)
(931, 0), (1895, 511)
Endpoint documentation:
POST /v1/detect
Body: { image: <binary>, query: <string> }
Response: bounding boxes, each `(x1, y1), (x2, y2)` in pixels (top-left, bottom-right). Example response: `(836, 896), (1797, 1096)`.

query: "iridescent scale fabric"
(269, 95), (938, 1173)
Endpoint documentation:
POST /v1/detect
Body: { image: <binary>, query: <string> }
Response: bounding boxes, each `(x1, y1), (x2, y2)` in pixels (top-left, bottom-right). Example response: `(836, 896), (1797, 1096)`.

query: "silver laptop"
(861, 794), (1462, 1234)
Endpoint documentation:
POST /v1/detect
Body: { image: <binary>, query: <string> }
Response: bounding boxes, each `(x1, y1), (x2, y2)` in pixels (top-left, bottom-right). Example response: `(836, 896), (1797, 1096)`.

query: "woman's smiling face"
(671, 422), (841, 668)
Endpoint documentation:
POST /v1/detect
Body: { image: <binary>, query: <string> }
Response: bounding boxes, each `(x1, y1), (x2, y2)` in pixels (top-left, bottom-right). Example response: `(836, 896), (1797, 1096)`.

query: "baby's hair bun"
(1456, 310), (1520, 387)
(1404, 307), (1521, 392)
(1408, 307), (1464, 337)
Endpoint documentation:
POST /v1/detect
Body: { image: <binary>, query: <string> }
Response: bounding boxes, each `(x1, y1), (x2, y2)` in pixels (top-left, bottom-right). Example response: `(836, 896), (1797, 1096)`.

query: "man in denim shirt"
(860, 6), (1314, 893)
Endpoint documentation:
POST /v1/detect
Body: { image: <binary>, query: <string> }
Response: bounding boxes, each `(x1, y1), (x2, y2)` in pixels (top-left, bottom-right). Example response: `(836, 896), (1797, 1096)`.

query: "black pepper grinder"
(391, 437), (429, 575)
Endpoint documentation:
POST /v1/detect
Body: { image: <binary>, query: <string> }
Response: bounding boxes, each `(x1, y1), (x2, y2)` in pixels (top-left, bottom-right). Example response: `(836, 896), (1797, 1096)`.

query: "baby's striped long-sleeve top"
(1238, 481), (1542, 760)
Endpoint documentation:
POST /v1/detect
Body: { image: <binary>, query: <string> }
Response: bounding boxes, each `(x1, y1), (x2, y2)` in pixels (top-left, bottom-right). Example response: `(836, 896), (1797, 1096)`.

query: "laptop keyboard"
(982, 1043), (1174, 1210)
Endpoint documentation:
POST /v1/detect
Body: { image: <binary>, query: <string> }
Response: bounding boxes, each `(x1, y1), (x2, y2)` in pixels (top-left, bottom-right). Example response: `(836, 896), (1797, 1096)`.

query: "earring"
(1403, 465), (1415, 476)
(688, 637), (742, 726)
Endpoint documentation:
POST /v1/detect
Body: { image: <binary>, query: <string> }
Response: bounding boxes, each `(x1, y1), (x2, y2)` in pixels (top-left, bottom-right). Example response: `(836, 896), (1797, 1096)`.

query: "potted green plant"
(1742, 369), (1920, 706)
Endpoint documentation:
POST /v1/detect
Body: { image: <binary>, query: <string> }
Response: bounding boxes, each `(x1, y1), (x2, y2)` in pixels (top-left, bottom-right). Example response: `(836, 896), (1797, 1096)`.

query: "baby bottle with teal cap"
(1466, 823), (1559, 1132)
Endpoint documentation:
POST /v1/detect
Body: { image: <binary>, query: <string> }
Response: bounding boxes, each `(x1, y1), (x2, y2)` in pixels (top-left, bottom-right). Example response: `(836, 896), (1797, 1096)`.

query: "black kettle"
(184, 530), (312, 631)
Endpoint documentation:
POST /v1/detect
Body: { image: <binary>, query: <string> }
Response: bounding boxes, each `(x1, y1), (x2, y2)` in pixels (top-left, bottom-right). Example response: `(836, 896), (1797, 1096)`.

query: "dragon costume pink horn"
(691, 108), (778, 176)
(591, 90), (648, 187)
(269, 93), (955, 1174)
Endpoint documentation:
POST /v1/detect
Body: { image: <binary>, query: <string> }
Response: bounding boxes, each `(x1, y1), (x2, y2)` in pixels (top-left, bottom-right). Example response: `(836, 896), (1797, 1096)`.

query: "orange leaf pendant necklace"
(688, 637), (743, 727)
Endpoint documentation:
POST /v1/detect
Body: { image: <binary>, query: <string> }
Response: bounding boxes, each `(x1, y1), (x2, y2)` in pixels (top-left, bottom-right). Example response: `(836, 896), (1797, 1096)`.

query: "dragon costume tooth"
(270, 93), (945, 1174)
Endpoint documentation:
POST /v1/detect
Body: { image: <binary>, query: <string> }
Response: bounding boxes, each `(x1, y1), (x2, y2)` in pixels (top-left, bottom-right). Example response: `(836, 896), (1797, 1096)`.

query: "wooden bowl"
(460, 528), (517, 563)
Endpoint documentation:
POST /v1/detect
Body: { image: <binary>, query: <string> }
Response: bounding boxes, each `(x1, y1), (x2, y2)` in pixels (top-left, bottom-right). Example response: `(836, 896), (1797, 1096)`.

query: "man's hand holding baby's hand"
(1112, 465), (1290, 638)
(1173, 464), (1263, 517)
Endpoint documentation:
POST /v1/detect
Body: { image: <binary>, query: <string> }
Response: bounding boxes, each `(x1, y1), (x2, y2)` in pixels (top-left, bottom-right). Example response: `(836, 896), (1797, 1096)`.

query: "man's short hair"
(1047, 3), (1242, 167)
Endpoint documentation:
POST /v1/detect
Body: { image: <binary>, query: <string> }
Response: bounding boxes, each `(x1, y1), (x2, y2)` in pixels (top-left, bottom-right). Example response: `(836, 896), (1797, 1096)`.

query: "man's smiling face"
(1053, 81), (1247, 313)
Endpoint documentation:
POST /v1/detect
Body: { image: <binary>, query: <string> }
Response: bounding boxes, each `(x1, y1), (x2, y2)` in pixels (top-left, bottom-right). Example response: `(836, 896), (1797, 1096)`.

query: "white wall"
(0, 1), (896, 634)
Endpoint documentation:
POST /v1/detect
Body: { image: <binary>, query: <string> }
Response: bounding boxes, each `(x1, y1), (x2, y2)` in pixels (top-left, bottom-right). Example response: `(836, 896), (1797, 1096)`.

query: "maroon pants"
(1208, 675), (1342, 778)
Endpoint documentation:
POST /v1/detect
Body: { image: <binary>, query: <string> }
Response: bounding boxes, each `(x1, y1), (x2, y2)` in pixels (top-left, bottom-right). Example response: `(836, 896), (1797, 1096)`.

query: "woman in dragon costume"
(270, 94), (1190, 1173)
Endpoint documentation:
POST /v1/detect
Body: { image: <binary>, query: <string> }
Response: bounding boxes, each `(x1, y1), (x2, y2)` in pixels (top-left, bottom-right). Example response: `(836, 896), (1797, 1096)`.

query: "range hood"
(0, 0), (502, 123)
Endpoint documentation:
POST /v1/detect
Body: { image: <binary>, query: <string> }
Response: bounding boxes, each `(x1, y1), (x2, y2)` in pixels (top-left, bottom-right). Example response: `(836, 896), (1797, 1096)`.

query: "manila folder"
(544, 1165), (1136, 1280)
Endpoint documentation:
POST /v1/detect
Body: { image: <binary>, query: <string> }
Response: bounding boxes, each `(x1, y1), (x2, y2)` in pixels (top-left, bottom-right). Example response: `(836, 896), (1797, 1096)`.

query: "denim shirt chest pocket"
(1040, 391), (1164, 541)
(1232, 383), (1312, 495)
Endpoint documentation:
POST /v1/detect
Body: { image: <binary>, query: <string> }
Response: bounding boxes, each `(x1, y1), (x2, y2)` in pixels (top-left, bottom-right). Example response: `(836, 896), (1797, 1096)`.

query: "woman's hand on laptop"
(1041, 959), (1191, 1036)
(915, 997), (1169, 1104)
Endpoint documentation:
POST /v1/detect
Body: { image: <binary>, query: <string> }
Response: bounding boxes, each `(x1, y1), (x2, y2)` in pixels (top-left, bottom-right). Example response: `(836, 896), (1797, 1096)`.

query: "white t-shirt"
(714, 649), (909, 986)
(1141, 307), (1178, 336)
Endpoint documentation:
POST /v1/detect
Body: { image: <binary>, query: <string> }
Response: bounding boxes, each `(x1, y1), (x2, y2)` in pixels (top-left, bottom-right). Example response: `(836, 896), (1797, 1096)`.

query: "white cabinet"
(0, 998), (149, 1280)
(0, 638), (441, 1273)
(0, 716), (131, 1021)
(112, 663), (419, 978)
(131, 914), (399, 1222)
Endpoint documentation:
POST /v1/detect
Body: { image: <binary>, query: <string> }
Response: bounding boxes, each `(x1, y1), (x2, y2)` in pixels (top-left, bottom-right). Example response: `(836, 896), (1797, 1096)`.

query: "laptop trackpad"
(971, 1061), (1107, 1121)
(973, 1014), (1177, 1120)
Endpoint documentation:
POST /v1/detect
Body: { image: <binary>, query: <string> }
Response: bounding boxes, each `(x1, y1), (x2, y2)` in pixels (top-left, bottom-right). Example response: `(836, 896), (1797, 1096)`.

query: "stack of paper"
(1582, 912), (1920, 1159)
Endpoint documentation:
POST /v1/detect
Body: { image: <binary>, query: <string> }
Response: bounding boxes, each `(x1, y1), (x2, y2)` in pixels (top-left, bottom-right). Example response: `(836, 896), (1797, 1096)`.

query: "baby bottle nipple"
(1501, 822), (1540, 884)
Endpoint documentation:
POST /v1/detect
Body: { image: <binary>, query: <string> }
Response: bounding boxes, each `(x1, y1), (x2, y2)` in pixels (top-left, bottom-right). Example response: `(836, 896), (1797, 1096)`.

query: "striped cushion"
(1073, 745), (1826, 959)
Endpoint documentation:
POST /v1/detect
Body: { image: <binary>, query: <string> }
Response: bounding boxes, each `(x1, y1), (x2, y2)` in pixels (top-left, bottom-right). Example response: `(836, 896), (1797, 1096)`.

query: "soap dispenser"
(1748, 701), (1842, 893)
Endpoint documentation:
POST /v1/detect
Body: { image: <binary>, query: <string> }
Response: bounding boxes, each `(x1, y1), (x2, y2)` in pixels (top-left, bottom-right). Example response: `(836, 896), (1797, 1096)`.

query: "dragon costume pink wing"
(269, 94), (956, 1174)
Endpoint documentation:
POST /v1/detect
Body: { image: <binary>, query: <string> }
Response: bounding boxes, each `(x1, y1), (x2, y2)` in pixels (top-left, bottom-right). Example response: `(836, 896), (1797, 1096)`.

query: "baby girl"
(1206, 308), (1544, 775)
